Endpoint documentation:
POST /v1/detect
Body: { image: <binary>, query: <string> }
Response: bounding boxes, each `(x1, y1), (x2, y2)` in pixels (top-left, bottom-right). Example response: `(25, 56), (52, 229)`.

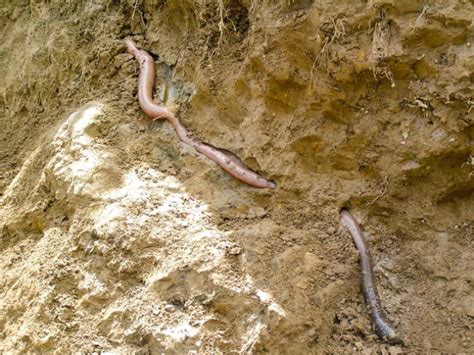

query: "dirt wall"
(0, 1), (472, 353)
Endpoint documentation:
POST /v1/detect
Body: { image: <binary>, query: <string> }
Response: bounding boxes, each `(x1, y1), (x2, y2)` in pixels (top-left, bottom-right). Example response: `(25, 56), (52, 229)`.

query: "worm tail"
(340, 209), (400, 343)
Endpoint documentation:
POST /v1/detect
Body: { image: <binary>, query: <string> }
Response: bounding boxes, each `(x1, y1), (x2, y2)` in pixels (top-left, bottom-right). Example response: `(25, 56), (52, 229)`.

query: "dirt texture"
(0, 1), (473, 354)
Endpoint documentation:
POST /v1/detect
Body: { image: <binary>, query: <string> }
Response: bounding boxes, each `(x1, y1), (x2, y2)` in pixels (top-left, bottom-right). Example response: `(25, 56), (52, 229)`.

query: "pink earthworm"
(124, 38), (276, 189)
(340, 208), (399, 343)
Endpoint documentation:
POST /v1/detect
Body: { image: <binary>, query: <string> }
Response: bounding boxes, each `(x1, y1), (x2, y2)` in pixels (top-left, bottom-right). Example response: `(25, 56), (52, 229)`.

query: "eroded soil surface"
(0, 1), (473, 353)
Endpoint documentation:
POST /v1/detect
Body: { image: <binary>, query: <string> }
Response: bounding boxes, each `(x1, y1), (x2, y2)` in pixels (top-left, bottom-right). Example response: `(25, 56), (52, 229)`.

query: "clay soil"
(0, 1), (473, 354)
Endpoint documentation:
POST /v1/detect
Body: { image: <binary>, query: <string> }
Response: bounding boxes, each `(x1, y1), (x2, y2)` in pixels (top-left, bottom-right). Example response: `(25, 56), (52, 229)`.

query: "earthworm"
(124, 38), (276, 189)
(195, 143), (276, 189)
(340, 208), (399, 343)
(124, 38), (171, 120)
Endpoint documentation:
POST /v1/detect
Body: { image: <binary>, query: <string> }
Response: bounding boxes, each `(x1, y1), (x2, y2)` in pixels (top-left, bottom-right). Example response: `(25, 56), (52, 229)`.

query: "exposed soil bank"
(0, 1), (472, 353)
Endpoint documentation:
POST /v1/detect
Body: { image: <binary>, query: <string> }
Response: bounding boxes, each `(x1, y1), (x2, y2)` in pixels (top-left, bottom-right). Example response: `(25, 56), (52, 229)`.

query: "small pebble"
(164, 304), (175, 312)
(388, 346), (403, 355)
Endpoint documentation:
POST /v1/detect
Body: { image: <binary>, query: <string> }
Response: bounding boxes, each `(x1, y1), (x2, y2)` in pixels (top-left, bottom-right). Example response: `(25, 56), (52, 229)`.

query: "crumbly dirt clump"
(0, 1), (472, 353)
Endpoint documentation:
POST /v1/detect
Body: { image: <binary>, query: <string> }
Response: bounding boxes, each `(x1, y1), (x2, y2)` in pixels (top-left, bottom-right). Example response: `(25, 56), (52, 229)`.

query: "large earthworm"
(124, 38), (276, 189)
(340, 208), (399, 343)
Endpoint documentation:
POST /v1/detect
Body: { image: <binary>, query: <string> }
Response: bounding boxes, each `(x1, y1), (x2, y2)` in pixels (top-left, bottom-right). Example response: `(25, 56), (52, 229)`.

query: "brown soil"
(0, 1), (472, 353)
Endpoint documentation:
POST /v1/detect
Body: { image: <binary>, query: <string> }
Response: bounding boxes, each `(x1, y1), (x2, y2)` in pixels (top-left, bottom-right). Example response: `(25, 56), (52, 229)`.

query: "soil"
(0, 1), (473, 354)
